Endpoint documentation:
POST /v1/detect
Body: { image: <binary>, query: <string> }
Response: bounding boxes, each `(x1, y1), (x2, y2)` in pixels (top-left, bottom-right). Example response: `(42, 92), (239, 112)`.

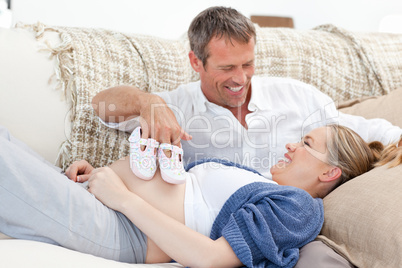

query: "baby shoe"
(158, 143), (187, 184)
(129, 127), (159, 180)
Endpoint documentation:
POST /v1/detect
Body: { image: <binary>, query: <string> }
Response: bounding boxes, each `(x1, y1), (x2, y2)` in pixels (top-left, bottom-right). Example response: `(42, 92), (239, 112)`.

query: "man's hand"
(139, 94), (192, 147)
(65, 160), (95, 182)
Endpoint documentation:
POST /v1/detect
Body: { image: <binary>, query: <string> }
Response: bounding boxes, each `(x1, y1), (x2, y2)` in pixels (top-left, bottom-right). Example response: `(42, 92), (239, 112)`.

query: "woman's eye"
(303, 140), (310, 147)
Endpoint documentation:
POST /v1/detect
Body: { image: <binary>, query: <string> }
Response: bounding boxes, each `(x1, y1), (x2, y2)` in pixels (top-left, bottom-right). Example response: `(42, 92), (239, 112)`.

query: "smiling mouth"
(226, 86), (243, 92)
(278, 154), (292, 165)
(278, 158), (291, 165)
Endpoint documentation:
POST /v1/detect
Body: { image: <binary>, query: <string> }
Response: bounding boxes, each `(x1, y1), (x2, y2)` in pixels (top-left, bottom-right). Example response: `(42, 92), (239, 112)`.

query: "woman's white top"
(184, 162), (277, 237)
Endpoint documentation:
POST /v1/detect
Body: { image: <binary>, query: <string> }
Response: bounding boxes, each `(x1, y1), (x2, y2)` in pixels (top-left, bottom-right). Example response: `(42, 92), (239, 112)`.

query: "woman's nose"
(286, 143), (297, 152)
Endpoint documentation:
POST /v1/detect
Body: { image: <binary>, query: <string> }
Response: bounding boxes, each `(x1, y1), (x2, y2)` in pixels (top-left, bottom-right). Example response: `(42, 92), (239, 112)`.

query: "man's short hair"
(188, 6), (256, 66)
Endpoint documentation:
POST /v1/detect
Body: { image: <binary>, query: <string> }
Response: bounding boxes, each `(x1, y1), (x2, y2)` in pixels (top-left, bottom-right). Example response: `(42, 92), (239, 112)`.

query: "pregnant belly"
(109, 156), (186, 263)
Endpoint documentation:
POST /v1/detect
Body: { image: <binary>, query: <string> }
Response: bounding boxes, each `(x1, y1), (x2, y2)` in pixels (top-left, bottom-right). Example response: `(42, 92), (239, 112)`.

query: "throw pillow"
(317, 165), (402, 268)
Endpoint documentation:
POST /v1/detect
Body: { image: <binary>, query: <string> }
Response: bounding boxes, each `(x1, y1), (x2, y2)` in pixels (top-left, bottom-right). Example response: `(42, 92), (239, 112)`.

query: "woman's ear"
(189, 51), (203, 72)
(319, 167), (342, 182)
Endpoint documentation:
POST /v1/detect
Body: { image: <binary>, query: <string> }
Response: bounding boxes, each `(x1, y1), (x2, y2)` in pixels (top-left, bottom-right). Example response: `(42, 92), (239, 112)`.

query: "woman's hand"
(87, 167), (132, 211)
(65, 160), (95, 182)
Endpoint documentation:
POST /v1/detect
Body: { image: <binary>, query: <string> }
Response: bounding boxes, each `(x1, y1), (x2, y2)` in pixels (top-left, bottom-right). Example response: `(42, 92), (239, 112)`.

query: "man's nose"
(232, 67), (247, 85)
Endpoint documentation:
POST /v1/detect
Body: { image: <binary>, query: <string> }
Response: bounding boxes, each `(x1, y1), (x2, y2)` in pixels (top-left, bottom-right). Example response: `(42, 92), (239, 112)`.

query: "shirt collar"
(248, 76), (268, 111)
(193, 81), (208, 113)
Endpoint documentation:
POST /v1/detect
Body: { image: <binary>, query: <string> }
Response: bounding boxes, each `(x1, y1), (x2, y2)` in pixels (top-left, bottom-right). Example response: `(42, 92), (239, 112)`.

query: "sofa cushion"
(317, 165), (402, 268)
(317, 87), (402, 267)
(338, 86), (402, 127)
(0, 239), (184, 267)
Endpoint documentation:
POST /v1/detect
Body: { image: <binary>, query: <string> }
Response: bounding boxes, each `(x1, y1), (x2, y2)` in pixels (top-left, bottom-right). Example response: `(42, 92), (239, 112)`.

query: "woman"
(0, 124), (400, 267)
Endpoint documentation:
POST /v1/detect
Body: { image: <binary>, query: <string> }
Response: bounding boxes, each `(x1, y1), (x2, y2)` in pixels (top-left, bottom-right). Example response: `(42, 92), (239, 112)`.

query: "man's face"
(193, 37), (255, 111)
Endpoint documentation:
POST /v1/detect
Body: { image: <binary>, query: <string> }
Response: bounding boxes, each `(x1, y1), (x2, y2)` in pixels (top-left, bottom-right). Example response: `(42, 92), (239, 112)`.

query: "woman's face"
(271, 127), (333, 190)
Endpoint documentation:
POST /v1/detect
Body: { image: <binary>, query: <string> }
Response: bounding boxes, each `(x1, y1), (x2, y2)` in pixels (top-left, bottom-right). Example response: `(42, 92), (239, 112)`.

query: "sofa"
(0, 21), (402, 267)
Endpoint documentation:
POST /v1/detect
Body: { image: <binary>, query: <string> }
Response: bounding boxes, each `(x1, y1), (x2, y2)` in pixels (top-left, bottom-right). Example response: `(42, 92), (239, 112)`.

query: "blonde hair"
(327, 125), (402, 187)
(375, 140), (402, 168)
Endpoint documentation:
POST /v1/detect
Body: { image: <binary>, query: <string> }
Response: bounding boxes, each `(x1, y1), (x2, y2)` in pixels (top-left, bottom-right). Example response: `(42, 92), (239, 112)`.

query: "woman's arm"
(87, 167), (243, 267)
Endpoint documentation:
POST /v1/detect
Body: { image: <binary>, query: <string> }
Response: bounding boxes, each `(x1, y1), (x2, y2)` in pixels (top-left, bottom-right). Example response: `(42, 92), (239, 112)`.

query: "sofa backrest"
(16, 23), (402, 169)
(254, 24), (402, 100)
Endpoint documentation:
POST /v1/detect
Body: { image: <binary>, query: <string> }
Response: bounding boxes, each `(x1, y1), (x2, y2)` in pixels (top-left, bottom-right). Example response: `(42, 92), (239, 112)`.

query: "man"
(92, 7), (401, 178)
(92, 6), (401, 267)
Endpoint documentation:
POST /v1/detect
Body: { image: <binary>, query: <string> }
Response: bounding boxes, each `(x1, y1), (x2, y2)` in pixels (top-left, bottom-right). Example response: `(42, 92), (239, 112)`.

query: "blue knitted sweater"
(209, 182), (324, 268)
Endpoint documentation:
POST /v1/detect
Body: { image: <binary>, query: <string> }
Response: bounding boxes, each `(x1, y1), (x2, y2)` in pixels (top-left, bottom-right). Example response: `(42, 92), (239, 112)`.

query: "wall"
(0, 0), (12, 27)
(10, 0), (402, 38)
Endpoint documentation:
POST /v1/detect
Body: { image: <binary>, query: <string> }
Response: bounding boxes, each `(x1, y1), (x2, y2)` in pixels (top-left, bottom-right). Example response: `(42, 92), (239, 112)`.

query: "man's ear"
(189, 51), (203, 72)
(319, 167), (342, 182)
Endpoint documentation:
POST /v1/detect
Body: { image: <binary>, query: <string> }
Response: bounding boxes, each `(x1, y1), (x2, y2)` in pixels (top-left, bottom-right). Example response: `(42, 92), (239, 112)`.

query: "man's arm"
(92, 85), (191, 145)
(339, 112), (402, 145)
(302, 82), (402, 146)
(92, 85), (155, 123)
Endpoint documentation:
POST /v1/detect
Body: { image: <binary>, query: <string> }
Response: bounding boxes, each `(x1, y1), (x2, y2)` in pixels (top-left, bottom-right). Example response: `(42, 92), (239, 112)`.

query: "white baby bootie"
(129, 127), (159, 180)
(158, 143), (187, 184)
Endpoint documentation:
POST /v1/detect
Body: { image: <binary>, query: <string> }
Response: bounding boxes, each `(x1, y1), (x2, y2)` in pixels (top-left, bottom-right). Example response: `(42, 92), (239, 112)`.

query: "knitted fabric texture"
(210, 182), (324, 268)
(19, 23), (402, 169)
